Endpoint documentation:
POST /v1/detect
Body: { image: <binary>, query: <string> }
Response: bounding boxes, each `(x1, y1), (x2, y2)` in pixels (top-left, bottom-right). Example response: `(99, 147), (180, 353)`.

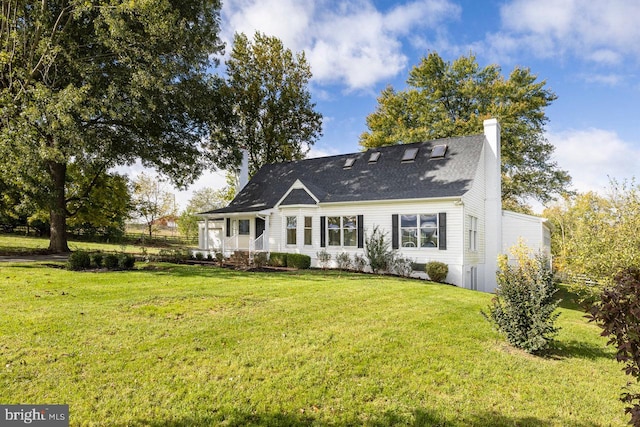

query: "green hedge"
(268, 252), (288, 267)
(67, 251), (135, 271)
(286, 253), (311, 269)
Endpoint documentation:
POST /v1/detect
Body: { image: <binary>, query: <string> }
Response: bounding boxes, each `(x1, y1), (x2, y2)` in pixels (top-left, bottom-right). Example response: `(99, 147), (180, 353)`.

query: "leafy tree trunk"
(48, 160), (70, 253)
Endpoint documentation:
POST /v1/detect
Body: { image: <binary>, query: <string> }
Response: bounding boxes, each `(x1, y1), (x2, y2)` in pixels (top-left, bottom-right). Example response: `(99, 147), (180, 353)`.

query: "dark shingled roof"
(280, 188), (317, 206)
(205, 134), (485, 214)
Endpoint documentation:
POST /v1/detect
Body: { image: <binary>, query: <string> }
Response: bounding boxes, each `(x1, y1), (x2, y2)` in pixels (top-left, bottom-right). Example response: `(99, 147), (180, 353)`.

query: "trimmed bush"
(316, 249), (331, 270)
(392, 256), (414, 278)
(287, 253), (311, 269)
(483, 242), (559, 354)
(90, 252), (103, 268)
(336, 252), (352, 271)
(365, 225), (394, 273)
(426, 261), (448, 282)
(194, 252), (204, 260)
(353, 253), (367, 272)
(103, 253), (119, 269)
(118, 253), (136, 270)
(67, 251), (91, 271)
(253, 252), (268, 268)
(269, 252), (288, 267)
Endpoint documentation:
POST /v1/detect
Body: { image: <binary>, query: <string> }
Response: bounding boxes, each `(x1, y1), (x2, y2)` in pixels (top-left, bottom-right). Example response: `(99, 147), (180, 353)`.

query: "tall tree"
(211, 32), (323, 176)
(0, 0), (229, 252)
(131, 173), (176, 238)
(360, 52), (571, 208)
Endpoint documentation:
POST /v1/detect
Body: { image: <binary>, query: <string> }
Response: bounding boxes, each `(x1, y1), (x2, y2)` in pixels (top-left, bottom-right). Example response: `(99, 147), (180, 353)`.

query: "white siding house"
(197, 119), (551, 293)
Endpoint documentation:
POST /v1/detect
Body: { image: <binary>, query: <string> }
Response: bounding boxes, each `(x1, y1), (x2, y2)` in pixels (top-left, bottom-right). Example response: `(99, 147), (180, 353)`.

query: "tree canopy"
(210, 32), (323, 177)
(0, 0), (229, 252)
(360, 52), (571, 208)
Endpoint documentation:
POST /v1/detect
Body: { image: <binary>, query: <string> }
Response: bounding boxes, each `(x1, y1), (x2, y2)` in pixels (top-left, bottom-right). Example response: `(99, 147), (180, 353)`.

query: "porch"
(198, 213), (270, 258)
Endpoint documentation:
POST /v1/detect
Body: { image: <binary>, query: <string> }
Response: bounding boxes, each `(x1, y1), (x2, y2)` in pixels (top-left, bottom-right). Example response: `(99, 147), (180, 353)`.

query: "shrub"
(336, 252), (352, 271)
(67, 251), (91, 271)
(117, 253), (136, 270)
(90, 252), (103, 268)
(287, 253), (311, 269)
(426, 261), (448, 282)
(364, 225), (394, 274)
(194, 252), (204, 260)
(482, 241), (560, 354)
(103, 253), (119, 269)
(316, 249), (331, 270)
(206, 252), (213, 261)
(157, 249), (191, 263)
(353, 253), (367, 272)
(392, 256), (414, 277)
(253, 252), (268, 268)
(269, 252), (288, 267)
(215, 252), (225, 265)
(588, 268), (640, 426)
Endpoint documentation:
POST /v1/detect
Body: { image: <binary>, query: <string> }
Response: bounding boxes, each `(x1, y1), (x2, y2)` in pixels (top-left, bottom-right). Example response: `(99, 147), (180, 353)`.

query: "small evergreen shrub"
(392, 256), (414, 277)
(353, 253), (367, 272)
(253, 252), (268, 268)
(588, 268), (640, 426)
(67, 251), (91, 271)
(316, 249), (331, 270)
(336, 252), (352, 271)
(426, 261), (448, 282)
(117, 253), (136, 270)
(365, 225), (394, 274)
(157, 249), (191, 263)
(483, 241), (560, 354)
(269, 252), (288, 267)
(287, 253), (311, 269)
(90, 252), (103, 269)
(206, 253), (213, 261)
(103, 253), (119, 269)
(194, 252), (204, 260)
(215, 252), (225, 265)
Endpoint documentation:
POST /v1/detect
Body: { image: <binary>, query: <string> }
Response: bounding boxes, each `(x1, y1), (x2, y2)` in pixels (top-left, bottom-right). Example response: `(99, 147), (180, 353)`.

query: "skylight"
(431, 144), (447, 158)
(401, 147), (419, 162)
(368, 152), (381, 163)
(343, 158), (356, 168)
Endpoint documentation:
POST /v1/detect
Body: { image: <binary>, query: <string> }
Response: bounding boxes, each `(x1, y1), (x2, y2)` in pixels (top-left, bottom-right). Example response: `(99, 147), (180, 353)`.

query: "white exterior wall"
(502, 210), (552, 257)
(461, 143), (487, 290)
(272, 200), (465, 286)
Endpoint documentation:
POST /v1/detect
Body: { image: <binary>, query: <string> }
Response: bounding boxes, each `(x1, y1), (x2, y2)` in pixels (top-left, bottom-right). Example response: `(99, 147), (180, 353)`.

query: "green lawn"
(0, 263), (626, 426)
(0, 234), (183, 256)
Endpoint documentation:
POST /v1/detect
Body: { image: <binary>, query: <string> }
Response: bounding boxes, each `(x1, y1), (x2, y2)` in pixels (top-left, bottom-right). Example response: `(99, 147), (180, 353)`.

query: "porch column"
(264, 215), (270, 252)
(204, 218), (209, 250)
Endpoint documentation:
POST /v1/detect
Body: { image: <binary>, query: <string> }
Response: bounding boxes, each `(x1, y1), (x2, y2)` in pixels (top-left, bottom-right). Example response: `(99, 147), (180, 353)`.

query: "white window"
(468, 216), (478, 252)
(470, 266), (478, 290)
(327, 216), (357, 247)
(401, 214), (438, 248)
(304, 217), (312, 246)
(238, 219), (250, 235)
(286, 216), (297, 245)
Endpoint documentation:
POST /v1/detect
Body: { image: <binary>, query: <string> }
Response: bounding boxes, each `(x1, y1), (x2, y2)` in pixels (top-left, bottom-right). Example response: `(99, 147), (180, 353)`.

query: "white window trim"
(285, 216), (297, 246)
(327, 215), (357, 248)
(400, 213), (438, 249)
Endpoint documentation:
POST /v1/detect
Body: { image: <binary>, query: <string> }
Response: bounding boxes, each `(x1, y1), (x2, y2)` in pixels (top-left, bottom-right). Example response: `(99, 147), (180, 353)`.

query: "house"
(196, 119), (551, 293)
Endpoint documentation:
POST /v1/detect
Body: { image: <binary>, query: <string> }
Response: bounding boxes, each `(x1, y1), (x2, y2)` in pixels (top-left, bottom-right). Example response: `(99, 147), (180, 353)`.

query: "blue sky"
(167, 0), (640, 210)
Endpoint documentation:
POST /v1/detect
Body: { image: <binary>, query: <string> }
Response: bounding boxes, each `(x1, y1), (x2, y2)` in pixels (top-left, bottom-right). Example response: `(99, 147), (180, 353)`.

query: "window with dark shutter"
(226, 218), (231, 237)
(438, 212), (447, 250)
(357, 215), (364, 248)
(320, 216), (326, 247)
(392, 214), (399, 249)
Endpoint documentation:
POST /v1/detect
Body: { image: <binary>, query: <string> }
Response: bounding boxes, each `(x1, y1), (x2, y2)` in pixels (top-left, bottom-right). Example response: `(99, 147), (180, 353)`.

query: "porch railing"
(251, 233), (264, 252)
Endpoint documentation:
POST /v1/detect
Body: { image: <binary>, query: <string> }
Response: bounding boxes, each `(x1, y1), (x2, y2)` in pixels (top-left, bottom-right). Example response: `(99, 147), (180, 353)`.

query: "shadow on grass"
(548, 339), (613, 361)
(117, 407), (603, 427)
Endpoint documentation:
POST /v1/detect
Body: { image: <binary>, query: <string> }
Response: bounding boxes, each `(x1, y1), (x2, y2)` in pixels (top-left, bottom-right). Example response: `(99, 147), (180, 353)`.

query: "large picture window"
(286, 216), (297, 245)
(327, 216), (357, 247)
(400, 214), (438, 248)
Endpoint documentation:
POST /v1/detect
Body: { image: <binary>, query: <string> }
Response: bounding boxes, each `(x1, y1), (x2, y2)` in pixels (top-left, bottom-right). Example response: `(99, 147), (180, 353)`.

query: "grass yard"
(0, 234), (180, 256)
(0, 263), (627, 426)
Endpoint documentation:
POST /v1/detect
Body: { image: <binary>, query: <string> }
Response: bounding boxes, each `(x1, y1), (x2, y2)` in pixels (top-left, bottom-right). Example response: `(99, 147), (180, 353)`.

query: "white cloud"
(496, 0), (640, 65)
(548, 128), (640, 194)
(221, 0), (460, 90)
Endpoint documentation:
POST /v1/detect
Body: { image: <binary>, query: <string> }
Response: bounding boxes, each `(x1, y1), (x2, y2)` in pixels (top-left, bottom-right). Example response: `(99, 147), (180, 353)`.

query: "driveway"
(0, 254), (69, 263)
